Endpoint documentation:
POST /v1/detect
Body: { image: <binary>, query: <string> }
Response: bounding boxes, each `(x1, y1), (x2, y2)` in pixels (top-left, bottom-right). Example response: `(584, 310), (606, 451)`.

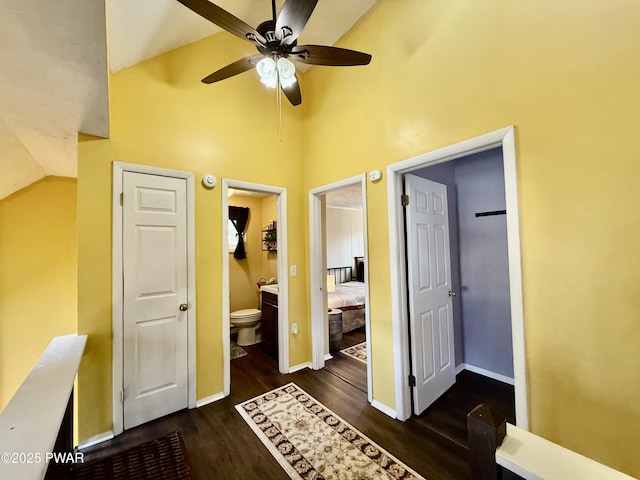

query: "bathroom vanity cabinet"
(261, 291), (278, 360)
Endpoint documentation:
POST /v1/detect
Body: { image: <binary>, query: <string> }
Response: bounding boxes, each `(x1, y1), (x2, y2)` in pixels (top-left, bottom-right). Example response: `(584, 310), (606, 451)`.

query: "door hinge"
(408, 375), (416, 387)
(120, 192), (124, 206)
(120, 389), (124, 404)
(401, 194), (410, 206)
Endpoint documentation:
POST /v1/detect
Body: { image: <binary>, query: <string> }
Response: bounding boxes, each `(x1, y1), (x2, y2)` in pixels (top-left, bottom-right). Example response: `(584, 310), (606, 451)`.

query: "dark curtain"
(229, 206), (250, 259)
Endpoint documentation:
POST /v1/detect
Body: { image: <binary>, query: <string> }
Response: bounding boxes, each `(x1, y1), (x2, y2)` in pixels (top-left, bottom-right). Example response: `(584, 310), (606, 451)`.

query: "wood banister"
(468, 403), (636, 480)
(467, 403), (508, 480)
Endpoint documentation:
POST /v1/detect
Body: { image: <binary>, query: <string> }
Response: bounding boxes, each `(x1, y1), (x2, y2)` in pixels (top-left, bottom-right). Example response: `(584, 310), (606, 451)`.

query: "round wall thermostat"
(368, 170), (382, 182)
(202, 174), (217, 188)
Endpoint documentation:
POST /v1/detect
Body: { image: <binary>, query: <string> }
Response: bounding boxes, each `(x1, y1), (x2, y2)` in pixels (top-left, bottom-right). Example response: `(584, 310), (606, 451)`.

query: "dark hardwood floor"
(415, 370), (515, 449)
(323, 327), (368, 393)
(80, 340), (514, 480)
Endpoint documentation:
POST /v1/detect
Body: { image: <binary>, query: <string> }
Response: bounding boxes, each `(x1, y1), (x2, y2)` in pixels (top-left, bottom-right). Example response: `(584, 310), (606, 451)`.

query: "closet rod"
(475, 210), (506, 217)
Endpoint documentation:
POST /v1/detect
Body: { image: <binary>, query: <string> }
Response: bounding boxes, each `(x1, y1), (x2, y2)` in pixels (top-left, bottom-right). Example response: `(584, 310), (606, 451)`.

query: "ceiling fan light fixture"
(256, 57), (278, 88)
(277, 57), (296, 88)
(256, 56), (297, 89)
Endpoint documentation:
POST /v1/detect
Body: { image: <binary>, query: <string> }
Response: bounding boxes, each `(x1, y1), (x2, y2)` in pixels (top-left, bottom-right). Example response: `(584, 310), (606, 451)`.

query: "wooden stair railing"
(468, 403), (509, 480)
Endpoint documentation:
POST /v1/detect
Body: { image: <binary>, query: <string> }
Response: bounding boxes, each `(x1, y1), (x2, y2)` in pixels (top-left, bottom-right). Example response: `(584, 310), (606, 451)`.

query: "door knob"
(179, 303), (189, 311)
(448, 290), (456, 297)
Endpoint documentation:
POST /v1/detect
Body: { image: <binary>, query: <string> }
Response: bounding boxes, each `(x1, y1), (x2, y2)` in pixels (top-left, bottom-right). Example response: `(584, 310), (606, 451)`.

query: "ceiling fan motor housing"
(256, 20), (296, 56)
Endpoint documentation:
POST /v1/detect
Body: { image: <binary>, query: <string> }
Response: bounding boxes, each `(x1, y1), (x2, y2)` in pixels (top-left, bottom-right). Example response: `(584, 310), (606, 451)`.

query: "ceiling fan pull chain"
(277, 74), (282, 141)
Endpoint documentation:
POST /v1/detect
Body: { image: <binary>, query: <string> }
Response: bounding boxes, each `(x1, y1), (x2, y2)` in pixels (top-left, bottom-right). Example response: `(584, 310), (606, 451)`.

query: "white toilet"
(230, 309), (262, 346)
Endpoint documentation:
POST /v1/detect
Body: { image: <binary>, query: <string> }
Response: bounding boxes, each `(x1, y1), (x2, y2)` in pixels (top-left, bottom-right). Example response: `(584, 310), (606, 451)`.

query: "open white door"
(405, 174), (456, 415)
(122, 171), (189, 429)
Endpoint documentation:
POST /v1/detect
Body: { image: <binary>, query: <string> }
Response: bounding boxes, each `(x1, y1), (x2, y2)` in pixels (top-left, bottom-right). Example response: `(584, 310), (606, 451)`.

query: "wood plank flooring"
(323, 328), (368, 393)
(80, 339), (514, 480)
(414, 369), (516, 449)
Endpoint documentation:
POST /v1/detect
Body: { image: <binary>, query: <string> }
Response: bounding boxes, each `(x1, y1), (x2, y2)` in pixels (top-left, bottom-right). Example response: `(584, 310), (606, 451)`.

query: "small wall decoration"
(262, 221), (277, 251)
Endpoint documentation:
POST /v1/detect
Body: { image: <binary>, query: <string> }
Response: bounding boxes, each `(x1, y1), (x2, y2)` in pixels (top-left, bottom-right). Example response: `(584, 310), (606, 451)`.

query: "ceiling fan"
(176, 0), (372, 106)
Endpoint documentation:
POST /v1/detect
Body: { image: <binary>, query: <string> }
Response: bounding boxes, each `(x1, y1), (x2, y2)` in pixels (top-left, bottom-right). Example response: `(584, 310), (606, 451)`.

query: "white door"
(405, 174), (456, 415)
(122, 171), (189, 429)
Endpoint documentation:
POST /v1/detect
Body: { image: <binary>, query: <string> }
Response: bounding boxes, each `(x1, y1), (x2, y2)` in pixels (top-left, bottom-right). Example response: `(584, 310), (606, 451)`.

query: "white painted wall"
(326, 207), (364, 270)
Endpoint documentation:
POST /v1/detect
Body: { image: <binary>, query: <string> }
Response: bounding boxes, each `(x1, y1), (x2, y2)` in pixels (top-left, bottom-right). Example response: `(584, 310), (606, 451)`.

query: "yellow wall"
(77, 32), (306, 440)
(0, 177), (77, 410)
(71, 0), (639, 474)
(228, 194), (278, 312)
(303, 0), (640, 475)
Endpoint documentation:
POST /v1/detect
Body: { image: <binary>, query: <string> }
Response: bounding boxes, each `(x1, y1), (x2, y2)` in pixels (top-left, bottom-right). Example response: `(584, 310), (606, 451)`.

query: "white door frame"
(221, 179), (289, 395)
(112, 161), (197, 437)
(387, 126), (529, 428)
(309, 174), (372, 404)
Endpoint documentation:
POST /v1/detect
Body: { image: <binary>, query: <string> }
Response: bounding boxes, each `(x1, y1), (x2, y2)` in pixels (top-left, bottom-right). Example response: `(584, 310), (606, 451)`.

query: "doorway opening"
(387, 127), (528, 427)
(221, 179), (288, 396)
(309, 175), (371, 401)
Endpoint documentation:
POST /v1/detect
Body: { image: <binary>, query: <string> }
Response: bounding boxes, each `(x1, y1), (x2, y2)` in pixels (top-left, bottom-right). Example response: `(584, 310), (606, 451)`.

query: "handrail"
(468, 403), (636, 480)
(497, 424), (636, 480)
(0, 334), (87, 480)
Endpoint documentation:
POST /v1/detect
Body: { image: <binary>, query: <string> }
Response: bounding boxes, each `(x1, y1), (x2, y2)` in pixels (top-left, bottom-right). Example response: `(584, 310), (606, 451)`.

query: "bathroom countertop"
(260, 284), (279, 295)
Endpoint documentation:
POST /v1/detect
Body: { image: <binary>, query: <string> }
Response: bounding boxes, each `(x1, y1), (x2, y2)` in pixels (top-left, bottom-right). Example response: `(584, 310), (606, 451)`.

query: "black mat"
(69, 431), (195, 479)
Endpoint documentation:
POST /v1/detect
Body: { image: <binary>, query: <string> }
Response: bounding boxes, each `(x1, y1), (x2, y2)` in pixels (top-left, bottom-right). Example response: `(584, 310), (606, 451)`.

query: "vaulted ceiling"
(0, 0), (108, 199)
(0, 0), (377, 200)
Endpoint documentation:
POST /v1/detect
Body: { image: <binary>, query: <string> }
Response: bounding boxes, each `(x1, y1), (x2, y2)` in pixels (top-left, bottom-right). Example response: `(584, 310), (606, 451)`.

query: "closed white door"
(405, 174), (456, 415)
(122, 171), (189, 429)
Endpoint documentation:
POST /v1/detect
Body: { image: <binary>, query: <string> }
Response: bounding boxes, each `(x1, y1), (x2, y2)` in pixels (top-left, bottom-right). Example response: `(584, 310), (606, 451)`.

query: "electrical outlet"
(291, 323), (298, 335)
(290, 264), (297, 277)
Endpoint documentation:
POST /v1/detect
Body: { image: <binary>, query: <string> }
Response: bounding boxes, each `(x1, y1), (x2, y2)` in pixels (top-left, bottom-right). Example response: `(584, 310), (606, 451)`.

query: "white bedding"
(328, 281), (365, 309)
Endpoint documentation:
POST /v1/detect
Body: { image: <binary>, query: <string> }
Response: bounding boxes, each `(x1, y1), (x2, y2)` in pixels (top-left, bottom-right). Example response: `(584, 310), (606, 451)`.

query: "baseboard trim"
(460, 363), (515, 385)
(324, 353), (333, 361)
(196, 391), (226, 408)
(371, 399), (396, 419)
(78, 430), (114, 450)
(288, 361), (312, 373)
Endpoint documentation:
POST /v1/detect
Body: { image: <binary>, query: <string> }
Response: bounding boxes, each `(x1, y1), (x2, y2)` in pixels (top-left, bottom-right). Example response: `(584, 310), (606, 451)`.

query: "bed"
(327, 257), (366, 333)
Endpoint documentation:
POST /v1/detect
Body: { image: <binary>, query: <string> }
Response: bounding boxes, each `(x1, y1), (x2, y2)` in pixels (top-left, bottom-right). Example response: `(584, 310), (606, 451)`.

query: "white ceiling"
(109, 0), (377, 73)
(0, 0), (109, 199)
(325, 183), (363, 209)
(0, 0), (376, 199)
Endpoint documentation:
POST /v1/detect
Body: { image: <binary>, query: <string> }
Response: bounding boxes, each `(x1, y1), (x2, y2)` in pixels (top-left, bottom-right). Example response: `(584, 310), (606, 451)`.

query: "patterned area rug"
(236, 383), (426, 480)
(340, 342), (367, 364)
(231, 341), (248, 360)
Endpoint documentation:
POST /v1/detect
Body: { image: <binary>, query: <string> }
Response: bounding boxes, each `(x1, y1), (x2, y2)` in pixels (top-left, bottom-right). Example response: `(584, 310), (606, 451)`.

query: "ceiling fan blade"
(201, 55), (263, 84)
(281, 76), (302, 106)
(290, 45), (372, 66)
(276, 0), (319, 45)
(176, 0), (266, 44)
